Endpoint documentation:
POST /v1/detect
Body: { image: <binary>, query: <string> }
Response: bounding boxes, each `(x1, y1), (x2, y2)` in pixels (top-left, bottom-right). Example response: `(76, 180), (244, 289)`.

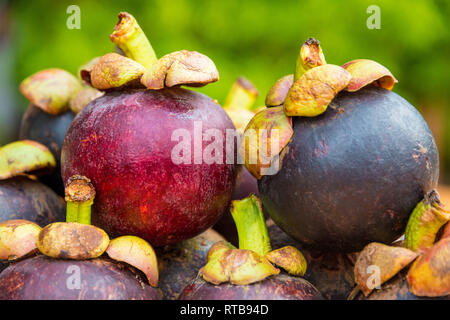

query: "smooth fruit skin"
(157, 229), (224, 300)
(61, 88), (237, 246)
(0, 255), (160, 300)
(259, 87), (439, 252)
(268, 222), (354, 300)
(20, 105), (75, 195)
(0, 177), (65, 226)
(179, 274), (323, 300)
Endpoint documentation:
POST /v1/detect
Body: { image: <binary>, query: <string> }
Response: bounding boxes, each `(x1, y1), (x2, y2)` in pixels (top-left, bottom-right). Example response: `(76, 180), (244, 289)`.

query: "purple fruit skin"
(259, 87), (439, 252)
(179, 274), (323, 300)
(61, 88), (237, 246)
(0, 176), (65, 226)
(0, 255), (160, 300)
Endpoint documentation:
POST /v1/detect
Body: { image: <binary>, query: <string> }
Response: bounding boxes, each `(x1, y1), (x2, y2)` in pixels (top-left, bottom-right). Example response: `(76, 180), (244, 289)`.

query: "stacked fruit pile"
(0, 12), (447, 300)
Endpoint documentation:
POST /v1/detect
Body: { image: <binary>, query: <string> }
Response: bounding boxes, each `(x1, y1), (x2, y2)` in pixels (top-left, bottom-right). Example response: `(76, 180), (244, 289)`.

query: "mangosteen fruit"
(0, 140), (65, 225)
(156, 228), (225, 300)
(242, 38), (439, 252)
(267, 220), (355, 300)
(0, 175), (161, 300)
(351, 191), (449, 300)
(214, 77), (260, 245)
(0, 255), (159, 300)
(61, 12), (236, 246)
(179, 195), (323, 300)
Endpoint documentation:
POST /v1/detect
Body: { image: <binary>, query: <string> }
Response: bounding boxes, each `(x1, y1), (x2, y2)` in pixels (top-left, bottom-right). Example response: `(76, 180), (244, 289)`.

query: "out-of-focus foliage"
(3, 0), (450, 178)
(9, 0), (450, 108)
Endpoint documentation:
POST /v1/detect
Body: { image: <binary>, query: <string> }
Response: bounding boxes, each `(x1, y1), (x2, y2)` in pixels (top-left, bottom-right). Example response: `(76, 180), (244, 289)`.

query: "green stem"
(110, 12), (157, 69)
(223, 77), (258, 111)
(231, 194), (272, 256)
(294, 52), (307, 82)
(64, 175), (96, 225)
(294, 38), (326, 81)
(66, 202), (79, 223)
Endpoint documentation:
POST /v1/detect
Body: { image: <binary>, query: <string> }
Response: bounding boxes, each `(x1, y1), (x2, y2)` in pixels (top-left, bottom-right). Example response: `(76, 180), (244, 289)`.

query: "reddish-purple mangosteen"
(61, 13), (237, 246)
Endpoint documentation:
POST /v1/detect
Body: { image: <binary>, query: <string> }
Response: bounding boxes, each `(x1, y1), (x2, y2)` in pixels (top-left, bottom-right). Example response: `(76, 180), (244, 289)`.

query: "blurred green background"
(0, 0), (449, 179)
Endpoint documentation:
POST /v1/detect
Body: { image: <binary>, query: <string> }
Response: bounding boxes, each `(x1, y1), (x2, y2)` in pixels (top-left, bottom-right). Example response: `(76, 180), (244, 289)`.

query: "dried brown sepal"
(19, 69), (82, 115)
(141, 50), (219, 90)
(37, 222), (109, 260)
(407, 237), (450, 297)
(106, 235), (159, 287)
(265, 74), (294, 107)
(0, 140), (56, 180)
(201, 245), (280, 286)
(90, 53), (146, 90)
(265, 246), (307, 276)
(342, 59), (398, 92)
(284, 64), (351, 117)
(240, 106), (293, 179)
(78, 57), (100, 85)
(65, 175), (95, 203)
(354, 242), (418, 296)
(0, 220), (41, 261)
(69, 87), (104, 114)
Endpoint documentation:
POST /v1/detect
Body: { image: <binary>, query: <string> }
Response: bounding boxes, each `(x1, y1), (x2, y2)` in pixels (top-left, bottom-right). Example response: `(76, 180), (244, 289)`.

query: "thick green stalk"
(231, 195), (272, 256)
(294, 38), (327, 81)
(65, 175), (96, 225)
(110, 12), (157, 69)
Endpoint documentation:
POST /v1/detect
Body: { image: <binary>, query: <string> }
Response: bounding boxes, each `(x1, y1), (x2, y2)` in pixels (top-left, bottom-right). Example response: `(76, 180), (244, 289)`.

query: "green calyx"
(201, 195), (308, 286)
